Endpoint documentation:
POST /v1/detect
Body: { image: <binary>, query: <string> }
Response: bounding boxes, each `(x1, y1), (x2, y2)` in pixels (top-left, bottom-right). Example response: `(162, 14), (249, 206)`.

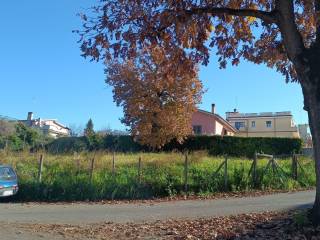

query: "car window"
(0, 167), (16, 181)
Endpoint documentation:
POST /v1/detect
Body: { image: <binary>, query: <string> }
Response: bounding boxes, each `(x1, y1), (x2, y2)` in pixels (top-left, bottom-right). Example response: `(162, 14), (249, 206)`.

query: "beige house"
(20, 112), (70, 138)
(226, 110), (300, 138)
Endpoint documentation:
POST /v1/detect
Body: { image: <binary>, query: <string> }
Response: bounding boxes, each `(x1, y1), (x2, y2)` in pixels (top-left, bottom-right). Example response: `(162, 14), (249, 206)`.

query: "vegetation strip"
(47, 135), (302, 157)
(1, 151), (315, 202)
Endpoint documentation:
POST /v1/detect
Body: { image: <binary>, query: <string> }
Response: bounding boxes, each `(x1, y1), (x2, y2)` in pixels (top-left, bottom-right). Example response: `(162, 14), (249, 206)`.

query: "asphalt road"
(0, 190), (315, 225)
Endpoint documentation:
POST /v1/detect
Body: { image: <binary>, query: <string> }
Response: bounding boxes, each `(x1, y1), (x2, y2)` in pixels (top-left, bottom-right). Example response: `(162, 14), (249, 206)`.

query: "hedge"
(46, 135), (302, 157)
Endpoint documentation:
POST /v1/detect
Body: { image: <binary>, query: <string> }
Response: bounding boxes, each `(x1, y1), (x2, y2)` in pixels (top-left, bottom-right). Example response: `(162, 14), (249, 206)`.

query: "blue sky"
(0, 1), (308, 131)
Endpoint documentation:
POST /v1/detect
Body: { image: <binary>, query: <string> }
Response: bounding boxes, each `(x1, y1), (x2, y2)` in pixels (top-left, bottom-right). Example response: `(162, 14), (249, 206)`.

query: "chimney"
(234, 108), (237, 113)
(211, 104), (216, 114)
(27, 112), (33, 121)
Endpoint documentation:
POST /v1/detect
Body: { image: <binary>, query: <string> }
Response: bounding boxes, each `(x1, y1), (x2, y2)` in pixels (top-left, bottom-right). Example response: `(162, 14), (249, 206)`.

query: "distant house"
(226, 109), (300, 138)
(20, 112), (70, 138)
(191, 104), (237, 136)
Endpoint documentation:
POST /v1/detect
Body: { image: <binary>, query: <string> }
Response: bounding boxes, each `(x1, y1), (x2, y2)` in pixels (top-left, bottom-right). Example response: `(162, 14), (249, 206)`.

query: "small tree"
(15, 123), (40, 148)
(84, 119), (101, 150)
(84, 119), (95, 137)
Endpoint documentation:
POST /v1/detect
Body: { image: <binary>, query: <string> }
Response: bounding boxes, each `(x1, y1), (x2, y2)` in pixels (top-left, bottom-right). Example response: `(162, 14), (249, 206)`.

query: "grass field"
(0, 150), (316, 201)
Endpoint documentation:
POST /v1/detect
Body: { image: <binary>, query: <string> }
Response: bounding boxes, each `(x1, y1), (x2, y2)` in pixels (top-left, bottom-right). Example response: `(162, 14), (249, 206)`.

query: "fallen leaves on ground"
(16, 210), (320, 239)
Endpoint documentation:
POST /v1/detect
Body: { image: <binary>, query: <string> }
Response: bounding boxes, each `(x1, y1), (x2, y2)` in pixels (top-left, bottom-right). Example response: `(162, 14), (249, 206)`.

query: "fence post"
(112, 151), (116, 178)
(138, 156), (142, 183)
(271, 156), (276, 174)
(292, 154), (298, 180)
(38, 154), (44, 183)
(74, 152), (80, 174)
(184, 153), (188, 195)
(252, 152), (257, 188)
(5, 139), (8, 156)
(224, 156), (228, 191)
(76, 158), (81, 175)
(90, 156), (95, 182)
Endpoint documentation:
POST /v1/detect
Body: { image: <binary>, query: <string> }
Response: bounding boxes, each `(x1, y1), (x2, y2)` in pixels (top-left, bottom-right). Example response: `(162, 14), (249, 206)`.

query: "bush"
(0, 121), (52, 151)
(207, 136), (302, 157)
(46, 137), (88, 153)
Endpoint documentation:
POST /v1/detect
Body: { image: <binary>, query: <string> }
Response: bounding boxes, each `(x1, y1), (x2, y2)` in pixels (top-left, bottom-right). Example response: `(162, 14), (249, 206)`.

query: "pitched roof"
(197, 109), (237, 133)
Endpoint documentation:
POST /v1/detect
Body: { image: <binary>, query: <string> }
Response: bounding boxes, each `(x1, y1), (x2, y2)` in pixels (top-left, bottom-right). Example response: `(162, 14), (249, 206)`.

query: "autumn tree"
(77, 0), (320, 221)
(107, 46), (203, 148)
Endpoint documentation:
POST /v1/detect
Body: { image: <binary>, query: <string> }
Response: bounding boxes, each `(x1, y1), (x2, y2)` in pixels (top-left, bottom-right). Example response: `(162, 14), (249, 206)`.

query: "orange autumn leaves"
(106, 46), (203, 148)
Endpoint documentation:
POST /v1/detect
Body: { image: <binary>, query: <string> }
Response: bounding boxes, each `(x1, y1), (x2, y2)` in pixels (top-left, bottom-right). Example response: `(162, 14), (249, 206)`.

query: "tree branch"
(184, 7), (277, 24)
(155, 6), (277, 36)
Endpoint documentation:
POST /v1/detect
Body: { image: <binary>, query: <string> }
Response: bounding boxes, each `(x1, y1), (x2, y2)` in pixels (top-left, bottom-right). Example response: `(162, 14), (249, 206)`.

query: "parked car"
(0, 165), (18, 197)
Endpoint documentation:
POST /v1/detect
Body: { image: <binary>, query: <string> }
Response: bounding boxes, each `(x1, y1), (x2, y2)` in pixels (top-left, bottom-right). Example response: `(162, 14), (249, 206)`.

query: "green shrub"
(46, 137), (88, 153)
(0, 121), (52, 152)
(207, 136), (302, 157)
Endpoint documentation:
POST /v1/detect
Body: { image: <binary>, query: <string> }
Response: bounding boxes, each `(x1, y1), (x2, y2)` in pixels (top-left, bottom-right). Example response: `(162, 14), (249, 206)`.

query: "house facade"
(191, 104), (237, 136)
(226, 110), (300, 138)
(20, 112), (70, 138)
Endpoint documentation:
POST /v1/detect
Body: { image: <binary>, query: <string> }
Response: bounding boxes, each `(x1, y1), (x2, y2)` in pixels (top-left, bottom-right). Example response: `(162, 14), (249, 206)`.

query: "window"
(235, 122), (245, 130)
(251, 121), (256, 128)
(0, 167), (16, 181)
(193, 125), (202, 135)
(266, 121), (272, 128)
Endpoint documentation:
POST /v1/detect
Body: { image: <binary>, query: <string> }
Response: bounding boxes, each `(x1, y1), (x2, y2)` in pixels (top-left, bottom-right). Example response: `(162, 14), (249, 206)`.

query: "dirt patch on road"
(17, 210), (320, 240)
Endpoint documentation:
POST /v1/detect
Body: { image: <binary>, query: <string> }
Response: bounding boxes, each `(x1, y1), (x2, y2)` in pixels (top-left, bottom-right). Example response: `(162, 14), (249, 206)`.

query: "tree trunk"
(301, 77), (320, 223)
